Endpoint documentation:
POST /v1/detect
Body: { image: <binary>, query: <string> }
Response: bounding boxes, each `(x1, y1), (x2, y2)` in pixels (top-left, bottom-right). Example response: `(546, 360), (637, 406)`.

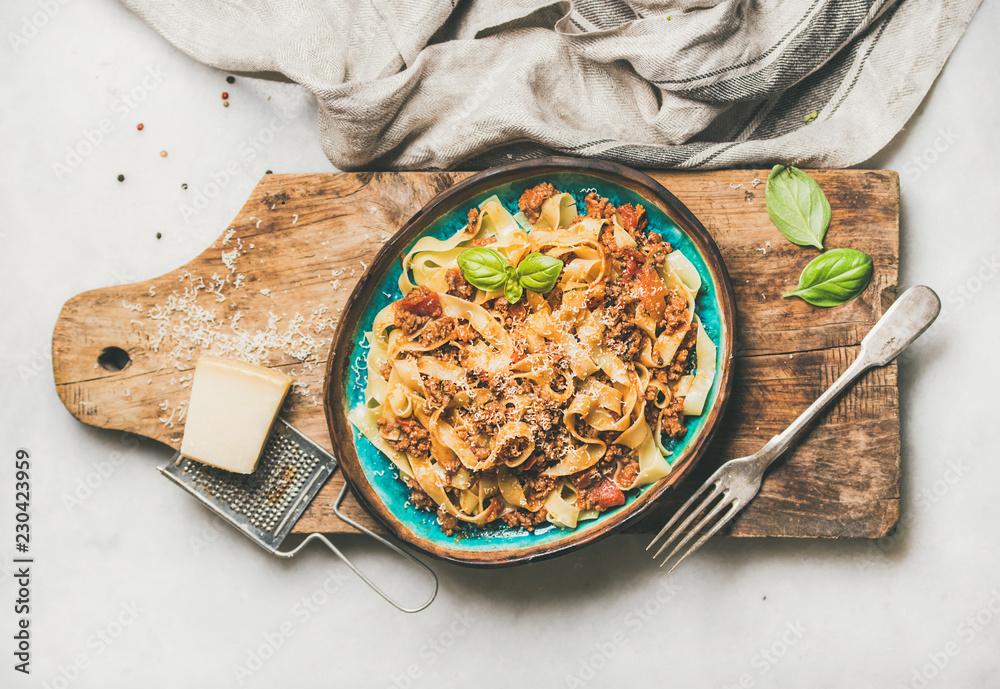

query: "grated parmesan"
(221, 249), (240, 273)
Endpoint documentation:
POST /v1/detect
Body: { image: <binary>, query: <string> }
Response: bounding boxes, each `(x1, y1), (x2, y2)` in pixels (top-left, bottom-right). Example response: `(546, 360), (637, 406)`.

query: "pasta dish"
(349, 182), (716, 535)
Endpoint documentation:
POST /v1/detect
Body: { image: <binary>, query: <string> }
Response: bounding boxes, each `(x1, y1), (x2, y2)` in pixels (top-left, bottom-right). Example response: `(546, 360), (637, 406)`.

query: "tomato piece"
(623, 255), (640, 281)
(634, 266), (666, 323)
(483, 498), (502, 522)
(507, 300), (527, 320)
(591, 478), (626, 509)
(618, 203), (639, 232)
(397, 286), (442, 317)
(621, 247), (645, 281)
(618, 247), (665, 322)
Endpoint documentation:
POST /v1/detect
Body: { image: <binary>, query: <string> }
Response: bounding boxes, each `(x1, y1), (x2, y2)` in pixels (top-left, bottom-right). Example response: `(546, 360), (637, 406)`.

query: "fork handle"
(752, 285), (940, 472)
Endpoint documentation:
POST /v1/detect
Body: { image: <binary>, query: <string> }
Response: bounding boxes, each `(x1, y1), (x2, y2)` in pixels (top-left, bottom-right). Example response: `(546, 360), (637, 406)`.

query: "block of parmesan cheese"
(180, 355), (292, 474)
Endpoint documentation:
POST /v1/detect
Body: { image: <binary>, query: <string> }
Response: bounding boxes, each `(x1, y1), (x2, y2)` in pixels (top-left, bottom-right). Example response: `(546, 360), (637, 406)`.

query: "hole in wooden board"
(98, 346), (131, 372)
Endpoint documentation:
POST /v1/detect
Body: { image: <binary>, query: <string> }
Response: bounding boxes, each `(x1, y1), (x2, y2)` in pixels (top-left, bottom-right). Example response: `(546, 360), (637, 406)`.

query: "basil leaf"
(765, 165), (831, 250)
(457, 247), (510, 291)
(783, 248), (873, 307)
(503, 278), (523, 304)
(515, 252), (564, 293)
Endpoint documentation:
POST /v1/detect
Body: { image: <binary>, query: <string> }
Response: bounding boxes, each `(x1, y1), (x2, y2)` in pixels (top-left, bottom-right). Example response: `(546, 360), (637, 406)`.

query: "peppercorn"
(117, 174), (124, 182)
(181, 183), (188, 190)
(160, 150), (168, 157)
(223, 101), (229, 108)
(221, 92), (229, 100)
(156, 232), (162, 240)
(226, 76), (235, 84)
(136, 123), (144, 131)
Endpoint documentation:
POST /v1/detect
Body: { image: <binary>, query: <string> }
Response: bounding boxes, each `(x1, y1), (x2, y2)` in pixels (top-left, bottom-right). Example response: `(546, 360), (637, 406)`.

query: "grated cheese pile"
(143, 270), (339, 374)
(128, 254), (350, 417)
(121, 214), (381, 429)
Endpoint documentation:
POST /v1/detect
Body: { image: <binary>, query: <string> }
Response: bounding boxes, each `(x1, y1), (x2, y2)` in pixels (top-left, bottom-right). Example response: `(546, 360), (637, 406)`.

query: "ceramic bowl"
(323, 157), (736, 567)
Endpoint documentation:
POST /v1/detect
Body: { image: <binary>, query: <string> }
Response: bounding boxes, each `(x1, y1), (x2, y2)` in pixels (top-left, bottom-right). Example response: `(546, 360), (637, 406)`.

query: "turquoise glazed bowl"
(323, 157), (736, 567)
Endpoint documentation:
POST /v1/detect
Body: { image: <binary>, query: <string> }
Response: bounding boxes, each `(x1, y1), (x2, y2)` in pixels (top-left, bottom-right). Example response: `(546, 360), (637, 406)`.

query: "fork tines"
(646, 476), (741, 572)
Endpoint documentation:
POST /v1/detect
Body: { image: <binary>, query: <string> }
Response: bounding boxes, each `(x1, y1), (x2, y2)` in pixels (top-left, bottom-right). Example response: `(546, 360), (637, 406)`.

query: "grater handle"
(284, 484), (438, 613)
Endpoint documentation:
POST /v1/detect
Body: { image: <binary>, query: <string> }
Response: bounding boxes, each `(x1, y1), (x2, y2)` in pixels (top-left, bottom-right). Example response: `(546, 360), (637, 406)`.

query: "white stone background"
(1, 1), (998, 688)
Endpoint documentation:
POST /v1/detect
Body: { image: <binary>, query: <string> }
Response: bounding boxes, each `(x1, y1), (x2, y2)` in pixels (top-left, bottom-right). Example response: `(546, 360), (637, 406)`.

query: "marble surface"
(2, 1), (998, 687)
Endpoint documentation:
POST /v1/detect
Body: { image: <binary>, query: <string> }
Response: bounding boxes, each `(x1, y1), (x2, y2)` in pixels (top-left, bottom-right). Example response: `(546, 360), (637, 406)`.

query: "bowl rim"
(323, 156), (736, 567)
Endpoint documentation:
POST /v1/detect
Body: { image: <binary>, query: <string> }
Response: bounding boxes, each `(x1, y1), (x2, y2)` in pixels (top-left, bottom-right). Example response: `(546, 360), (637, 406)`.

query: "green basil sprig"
(516, 252), (564, 292)
(503, 278), (524, 304)
(456, 248), (562, 303)
(456, 248), (510, 291)
(765, 165), (831, 250)
(783, 248), (873, 307)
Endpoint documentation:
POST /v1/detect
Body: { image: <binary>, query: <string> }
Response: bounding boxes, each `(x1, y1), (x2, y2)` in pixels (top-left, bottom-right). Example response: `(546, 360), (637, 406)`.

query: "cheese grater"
(160, 417), (438, 612)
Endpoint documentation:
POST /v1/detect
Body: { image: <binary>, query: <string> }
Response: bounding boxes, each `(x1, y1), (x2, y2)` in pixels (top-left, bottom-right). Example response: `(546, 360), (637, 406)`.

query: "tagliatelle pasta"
(348, 183), (717, 535)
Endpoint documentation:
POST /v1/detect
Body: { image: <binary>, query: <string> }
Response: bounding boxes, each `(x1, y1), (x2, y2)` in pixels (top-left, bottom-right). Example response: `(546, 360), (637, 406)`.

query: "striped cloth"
(121, 0), (981, 170)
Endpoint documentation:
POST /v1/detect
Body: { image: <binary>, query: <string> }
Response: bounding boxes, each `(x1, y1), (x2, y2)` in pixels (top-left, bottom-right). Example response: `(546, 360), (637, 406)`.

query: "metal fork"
(648, 285), (941, 571)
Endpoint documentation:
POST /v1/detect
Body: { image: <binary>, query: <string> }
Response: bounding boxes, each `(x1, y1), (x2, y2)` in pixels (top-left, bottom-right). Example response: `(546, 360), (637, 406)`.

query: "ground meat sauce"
(603, 280), (642, 361)
(445, 267), (474, 300)
(429, 343), (460, 364)
(470, 400), (506, 429)
(407, 478), (436, 511)
(584, 191), (615, 219)
(500, 508), (548, 530)
(662, 288), (690, 337)
(522, 473), (555, 509)
(667, 325), (698, 382)
(423, 377), (458, 407)
(660, 396), (687, 438)
(640, 231), (671, 268)
(417, 315), (456, 347)
(455, 428), (491, 460)
(518, 182), (558, 223)
(378, 416), (432, 458)
(437, 507), (462, 536)
(393, 285), (442, 335)
(570, 466), (600, 492)
(489, 296), (527, 326)
(545, 287), (564, 312)
(616, 453), (640, 488)
(598, 223), (626, 259)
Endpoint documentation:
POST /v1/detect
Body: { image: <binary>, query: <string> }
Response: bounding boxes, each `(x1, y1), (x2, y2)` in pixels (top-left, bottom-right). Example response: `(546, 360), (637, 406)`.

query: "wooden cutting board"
(53, 169), (900, 539)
